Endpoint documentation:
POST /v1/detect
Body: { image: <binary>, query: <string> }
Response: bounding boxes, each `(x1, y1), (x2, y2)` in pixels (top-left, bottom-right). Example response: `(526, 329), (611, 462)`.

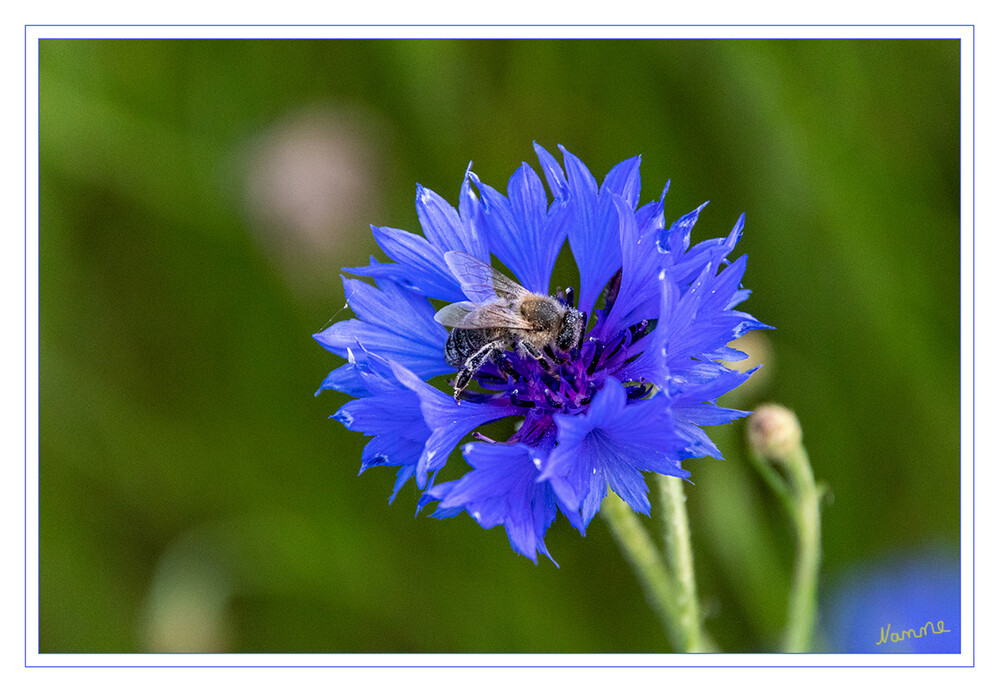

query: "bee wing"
(434, 301), (477, 327)
(455, 302), (534, 330)
(444, 250), (534, 304)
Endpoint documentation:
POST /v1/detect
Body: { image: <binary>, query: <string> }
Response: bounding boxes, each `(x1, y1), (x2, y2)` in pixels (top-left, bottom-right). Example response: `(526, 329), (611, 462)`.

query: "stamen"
(497, 356), (520, 379)
(604, 334), (627, 362)
(543, 344), (566, 365)
(539, 369), (561, 390)
(475, 371), (506, 385)
(542, 387), (564, 410)
(626, 382), (653, 399)
(509, 388), (536, 408)
(629, 319), (650, 339)
(586, 341), (604, 375)
(560, 368), (578, 392)
(604, 269), (622, 310)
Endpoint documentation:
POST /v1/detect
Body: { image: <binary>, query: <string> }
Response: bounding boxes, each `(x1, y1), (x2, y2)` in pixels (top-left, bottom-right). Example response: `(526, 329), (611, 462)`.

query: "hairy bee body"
(435, 252), (586, 400)
(443, 327), (508, 369)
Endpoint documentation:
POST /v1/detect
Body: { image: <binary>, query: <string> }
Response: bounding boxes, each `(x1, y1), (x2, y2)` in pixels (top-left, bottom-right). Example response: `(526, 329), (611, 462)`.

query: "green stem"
(746, 404), (823, 653)
(601, 493), (684, 649)
(657, 474), (708, 653)
(781, 447), (822, 653)
(601, 484), (714, 653)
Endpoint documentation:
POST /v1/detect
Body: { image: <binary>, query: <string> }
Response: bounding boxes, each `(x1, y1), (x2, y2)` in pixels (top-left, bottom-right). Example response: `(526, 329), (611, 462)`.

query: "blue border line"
(21, 665), (975, 669)
(25, 20), (31, 671)
(21, 23), (976, 27)
(25, 25), (974, 669)
(971, 22), (976, 672)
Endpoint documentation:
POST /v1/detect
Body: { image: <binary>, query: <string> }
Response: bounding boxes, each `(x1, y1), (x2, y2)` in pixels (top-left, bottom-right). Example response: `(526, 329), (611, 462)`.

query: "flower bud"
(747, 403), (802, 463)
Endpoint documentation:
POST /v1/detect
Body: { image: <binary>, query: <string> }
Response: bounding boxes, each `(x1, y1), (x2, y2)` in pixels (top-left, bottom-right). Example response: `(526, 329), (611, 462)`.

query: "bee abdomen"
(444, 328), (490, 368)
(444, 331), (466, 367)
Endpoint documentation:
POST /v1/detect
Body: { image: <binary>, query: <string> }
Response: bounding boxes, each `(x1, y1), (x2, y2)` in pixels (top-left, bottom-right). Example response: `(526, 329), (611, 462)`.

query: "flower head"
(314, 143), (770, 563)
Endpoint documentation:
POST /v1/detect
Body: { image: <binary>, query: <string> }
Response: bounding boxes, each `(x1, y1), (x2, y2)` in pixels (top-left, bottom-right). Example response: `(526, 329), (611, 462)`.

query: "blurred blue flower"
(823, 550), (961, 653)
(314, 144), (770, 563)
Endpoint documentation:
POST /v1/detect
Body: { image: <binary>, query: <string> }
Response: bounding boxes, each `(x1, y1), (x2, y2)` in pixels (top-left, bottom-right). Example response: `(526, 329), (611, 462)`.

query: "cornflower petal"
(425, 443), (570, 564)
(662, 260), (772, 364)
(596, 194), (664, 340)
(348, 226), (466, 301)
(415, 182), (489, 260)
(657, 200), (710, 258)
(347, 177), (490, 302)
(665, 213), (746, 289)
(614, 268), (677, 391)
(600, 154), (642, 209)
(386, 360), (520, 487)
(532, 141), (569, 200)
(542, 379), (688, 526)
(329, 352), (431, 501)
(472, 163), (567, 294)
(313, 275), (450, 385)
(549, 145), (625, 315)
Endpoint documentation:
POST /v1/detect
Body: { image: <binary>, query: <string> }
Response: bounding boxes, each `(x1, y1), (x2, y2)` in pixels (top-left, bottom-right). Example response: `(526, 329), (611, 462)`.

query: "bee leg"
(519, 341), (551, 371)
(453, 369), (475, 401)
(454, 341), (505, 402)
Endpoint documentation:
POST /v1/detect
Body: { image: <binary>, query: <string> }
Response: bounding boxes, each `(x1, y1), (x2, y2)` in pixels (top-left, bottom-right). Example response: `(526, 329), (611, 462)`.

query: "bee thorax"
(519, 297), (561, 330)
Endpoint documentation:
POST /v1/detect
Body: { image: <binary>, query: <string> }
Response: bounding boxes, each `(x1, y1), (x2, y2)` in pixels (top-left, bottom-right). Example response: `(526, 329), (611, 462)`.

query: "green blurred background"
(38, 39), (960, 653)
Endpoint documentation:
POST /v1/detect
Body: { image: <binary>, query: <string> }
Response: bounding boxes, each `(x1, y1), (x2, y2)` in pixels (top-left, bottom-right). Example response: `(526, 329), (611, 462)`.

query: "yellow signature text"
(876, 620), (951, 646)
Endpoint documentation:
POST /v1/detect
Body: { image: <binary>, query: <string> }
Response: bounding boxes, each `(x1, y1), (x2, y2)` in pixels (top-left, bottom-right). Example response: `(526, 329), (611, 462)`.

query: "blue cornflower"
(314, 144), (770, 563)
(822, 550), (960, 653)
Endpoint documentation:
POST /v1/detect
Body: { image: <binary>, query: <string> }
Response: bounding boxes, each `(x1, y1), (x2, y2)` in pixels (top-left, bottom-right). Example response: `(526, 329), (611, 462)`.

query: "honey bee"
(435, 251), (586, 400)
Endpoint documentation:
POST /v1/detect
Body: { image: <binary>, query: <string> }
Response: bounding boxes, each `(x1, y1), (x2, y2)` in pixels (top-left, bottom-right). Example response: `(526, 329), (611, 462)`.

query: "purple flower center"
(462, 307), (657, 442)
